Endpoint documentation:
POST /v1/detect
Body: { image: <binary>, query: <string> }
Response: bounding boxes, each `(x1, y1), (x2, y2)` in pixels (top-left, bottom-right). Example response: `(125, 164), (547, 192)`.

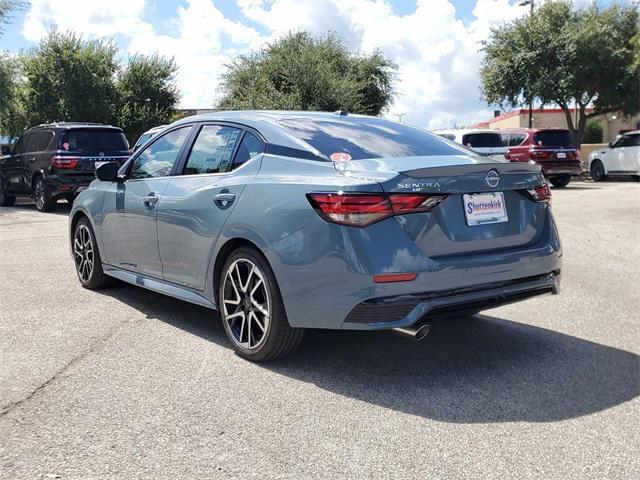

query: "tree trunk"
(560, 103), (586, 148)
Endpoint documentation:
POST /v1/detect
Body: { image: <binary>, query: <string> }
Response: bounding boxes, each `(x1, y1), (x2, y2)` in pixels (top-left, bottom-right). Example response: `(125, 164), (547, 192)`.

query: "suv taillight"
(529, 147), (550, 160)
(51, 156), (80, 169)
(307, 192), (447, 227)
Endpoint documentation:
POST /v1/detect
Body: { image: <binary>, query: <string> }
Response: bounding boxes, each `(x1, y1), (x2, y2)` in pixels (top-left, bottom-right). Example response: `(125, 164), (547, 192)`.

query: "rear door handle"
(143, 193), (159, 208)
(213, 192), (235, 209)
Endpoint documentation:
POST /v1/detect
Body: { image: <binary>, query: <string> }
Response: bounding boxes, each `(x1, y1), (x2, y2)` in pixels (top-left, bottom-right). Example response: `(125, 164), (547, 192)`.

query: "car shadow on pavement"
(0, 201), (72, 216)
(101, 284), (639, 424)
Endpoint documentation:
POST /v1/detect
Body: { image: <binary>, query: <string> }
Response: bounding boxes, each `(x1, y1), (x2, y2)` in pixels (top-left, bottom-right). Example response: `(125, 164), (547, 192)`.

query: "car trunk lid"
(334, 155), (549, 257)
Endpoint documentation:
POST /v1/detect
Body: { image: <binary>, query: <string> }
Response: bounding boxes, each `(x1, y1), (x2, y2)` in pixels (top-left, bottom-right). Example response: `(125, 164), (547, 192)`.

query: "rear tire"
(219, 247), (304, 361)
(33, 176), (56, 212)
(550, 175), (571, 188)
(73, 217), (115, 289)
(0, 182), (16, 207)
(590, 160), (606, 182)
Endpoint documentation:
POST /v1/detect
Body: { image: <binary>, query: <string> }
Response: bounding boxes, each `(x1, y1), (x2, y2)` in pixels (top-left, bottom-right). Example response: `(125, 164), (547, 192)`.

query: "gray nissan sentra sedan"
(69, 111), (561, 361)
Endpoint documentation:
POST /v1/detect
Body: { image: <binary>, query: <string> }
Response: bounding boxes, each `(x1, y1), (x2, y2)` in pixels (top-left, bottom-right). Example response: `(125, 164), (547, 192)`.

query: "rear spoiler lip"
(402, 162), (541, 179)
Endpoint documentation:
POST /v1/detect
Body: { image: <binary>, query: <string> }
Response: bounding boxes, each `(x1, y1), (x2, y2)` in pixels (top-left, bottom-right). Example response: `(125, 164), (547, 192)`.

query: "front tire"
(219, 247), (304, 361)
(33, 176), (56, 212)
(73, 217), (115, 289)
(550, 175), (571, 188)
(590, 160), (606, 182)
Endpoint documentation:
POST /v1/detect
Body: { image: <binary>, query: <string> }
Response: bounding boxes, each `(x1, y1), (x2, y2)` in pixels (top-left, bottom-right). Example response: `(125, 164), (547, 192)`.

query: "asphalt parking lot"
(0, 181), (638, 479)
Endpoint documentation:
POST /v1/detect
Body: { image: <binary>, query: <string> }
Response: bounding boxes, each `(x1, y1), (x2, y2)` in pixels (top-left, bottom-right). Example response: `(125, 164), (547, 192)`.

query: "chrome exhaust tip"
(391, 324), (431, 341)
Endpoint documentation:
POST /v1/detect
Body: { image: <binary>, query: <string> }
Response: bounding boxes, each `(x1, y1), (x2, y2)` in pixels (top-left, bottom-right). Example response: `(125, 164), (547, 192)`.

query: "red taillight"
(307, 192), (446, 227)
(526, 183), (552, 204)
(529, 147), (549, 160)
(373, 273), (417, 283)
(51, 156), (79, 169)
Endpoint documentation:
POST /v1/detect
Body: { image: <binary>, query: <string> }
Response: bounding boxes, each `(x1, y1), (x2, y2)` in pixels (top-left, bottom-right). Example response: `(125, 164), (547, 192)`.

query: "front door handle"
(213, 191), (235, 209)
(143, 193), (159, 208)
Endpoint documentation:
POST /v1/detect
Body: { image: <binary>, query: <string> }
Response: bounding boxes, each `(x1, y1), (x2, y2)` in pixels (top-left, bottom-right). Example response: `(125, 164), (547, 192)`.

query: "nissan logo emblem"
(485, 170), (500, 188)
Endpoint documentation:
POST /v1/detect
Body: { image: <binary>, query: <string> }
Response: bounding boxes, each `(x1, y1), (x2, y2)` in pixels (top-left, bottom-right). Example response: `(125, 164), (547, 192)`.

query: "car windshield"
(135, 133), (153, 147)
(461, 133), (503, 148)
(534, 130), (575, 147)
(59, 129), (129, 152)
(279, 117), (465, 160)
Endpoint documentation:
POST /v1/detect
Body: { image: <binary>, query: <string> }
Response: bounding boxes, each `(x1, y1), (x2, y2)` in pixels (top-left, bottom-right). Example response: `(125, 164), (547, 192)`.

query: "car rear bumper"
(540, 161), (582, 176)
(46, 174), (94, 198)
(342, 271), (560, 330)
(272, 206), (562, 330)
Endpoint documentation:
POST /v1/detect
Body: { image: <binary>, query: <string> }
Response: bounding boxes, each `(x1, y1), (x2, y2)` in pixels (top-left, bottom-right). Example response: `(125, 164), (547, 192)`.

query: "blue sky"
(0, 0), (622, 128)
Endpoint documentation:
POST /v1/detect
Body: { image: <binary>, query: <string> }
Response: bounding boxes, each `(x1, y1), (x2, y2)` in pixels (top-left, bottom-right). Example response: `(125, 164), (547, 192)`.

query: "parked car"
(587, 130), (640, 182)
(69, 111), (561, 361)
(132, 125), (167, 152)
(0, 123), (131, 211)
(501, 128), (582, 187)
(433, 129), (507, 160)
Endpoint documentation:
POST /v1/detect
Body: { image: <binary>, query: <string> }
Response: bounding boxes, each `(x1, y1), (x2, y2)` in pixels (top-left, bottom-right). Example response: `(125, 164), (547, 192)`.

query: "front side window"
(616, 134), (640, 148)
(280, 117), (465, 160)
(13, 134), (28, 154)
(183, 125), (243, 175)
(129, 127), (192, 179)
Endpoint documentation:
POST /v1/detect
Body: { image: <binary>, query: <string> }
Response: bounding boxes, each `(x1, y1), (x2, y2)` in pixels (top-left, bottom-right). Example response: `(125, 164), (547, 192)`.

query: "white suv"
(588, 131), (640, 181)
(434, 129), (507, 161)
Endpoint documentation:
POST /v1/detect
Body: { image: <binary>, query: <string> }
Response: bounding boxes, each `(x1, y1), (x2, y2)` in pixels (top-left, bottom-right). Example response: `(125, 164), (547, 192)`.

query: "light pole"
(395, 113), (406, 123)
(519, 0), (534, 128)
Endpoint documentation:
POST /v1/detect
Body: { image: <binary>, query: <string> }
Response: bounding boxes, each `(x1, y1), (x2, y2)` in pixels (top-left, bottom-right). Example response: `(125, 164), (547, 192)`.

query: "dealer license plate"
(557, 152), (566, 158)
(463, 192), (508, 226)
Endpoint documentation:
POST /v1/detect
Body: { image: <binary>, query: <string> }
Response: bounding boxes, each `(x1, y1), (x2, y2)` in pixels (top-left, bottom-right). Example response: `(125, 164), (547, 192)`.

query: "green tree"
(0, 0), (26, 36)
(481, 1), (639, 147)
(218, 32), (396, 115)
(582, 119), (603, 144)
(21, 30), (119, 126)
(0, 53), (29, 138)
(115, 54), (180, 143)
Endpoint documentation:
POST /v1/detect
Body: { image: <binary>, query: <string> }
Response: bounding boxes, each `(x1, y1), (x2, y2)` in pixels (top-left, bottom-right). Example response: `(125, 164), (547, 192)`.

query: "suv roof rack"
(31, 121), (113, 129)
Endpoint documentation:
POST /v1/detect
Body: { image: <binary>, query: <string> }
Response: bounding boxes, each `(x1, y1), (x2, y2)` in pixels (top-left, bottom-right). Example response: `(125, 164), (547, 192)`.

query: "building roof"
(469, 107), (595, 129)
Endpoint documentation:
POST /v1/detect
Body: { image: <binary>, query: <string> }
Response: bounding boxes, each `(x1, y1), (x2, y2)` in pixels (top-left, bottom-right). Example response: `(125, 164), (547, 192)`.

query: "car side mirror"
(1, 145), (11, 156)
(96, 162), (120, 182)
(608, 142), (615, 148)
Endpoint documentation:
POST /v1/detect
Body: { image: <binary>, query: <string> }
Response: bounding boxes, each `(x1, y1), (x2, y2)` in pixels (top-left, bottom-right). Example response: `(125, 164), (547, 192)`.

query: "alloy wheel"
(222, 258), (271, 350)
(73, 224), (95, 283)
(34, 180), (45, 210)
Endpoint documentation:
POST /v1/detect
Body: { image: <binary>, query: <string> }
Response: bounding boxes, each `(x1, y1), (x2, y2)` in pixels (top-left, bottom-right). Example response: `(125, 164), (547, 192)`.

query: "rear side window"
(279, 117), (464, 160)
(461, 133), (503, 148)
(59, 129), (129, 152)
(617, 134), (640, 147)
(183, 125), (243, 175)
(233, 132), (265, 168)
(508, 133), (527, 146)
(26, 131), (54, 152)
(129, 127), (192, 179)
(534, 131), (575, 147)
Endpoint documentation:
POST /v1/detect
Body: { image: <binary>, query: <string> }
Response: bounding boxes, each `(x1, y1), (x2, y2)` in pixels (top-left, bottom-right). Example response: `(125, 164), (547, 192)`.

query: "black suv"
(0, 123), (131, 211)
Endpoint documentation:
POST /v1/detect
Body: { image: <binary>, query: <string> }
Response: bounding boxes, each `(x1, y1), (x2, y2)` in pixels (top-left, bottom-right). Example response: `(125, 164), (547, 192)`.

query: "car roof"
(28, 122), (122, 132)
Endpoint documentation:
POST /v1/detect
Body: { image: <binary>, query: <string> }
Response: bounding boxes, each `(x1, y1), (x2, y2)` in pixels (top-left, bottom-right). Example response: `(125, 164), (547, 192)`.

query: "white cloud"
(20, 0), (528, 128)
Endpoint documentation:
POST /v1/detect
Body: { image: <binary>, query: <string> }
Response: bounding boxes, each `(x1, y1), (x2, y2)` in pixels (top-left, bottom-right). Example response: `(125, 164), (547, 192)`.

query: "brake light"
(526, 183), (552, 204)
(51, 156), (79, 169)
(307, 192), (446, 227)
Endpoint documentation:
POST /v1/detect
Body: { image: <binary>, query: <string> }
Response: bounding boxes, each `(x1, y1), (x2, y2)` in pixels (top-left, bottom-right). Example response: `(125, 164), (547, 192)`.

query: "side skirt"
(103, 265), (217, 310)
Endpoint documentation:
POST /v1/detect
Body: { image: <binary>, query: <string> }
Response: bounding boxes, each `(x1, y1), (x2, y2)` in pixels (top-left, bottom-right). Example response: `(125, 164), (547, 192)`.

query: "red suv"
(501, 128), (582, 187)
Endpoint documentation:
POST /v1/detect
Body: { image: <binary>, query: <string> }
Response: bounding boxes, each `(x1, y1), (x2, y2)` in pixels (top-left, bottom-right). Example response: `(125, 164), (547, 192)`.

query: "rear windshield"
(534, 130), (575, 147)
(59, 129), (129, 152)
(279, 117), (465, 160)
(461, 133), (503, 148)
